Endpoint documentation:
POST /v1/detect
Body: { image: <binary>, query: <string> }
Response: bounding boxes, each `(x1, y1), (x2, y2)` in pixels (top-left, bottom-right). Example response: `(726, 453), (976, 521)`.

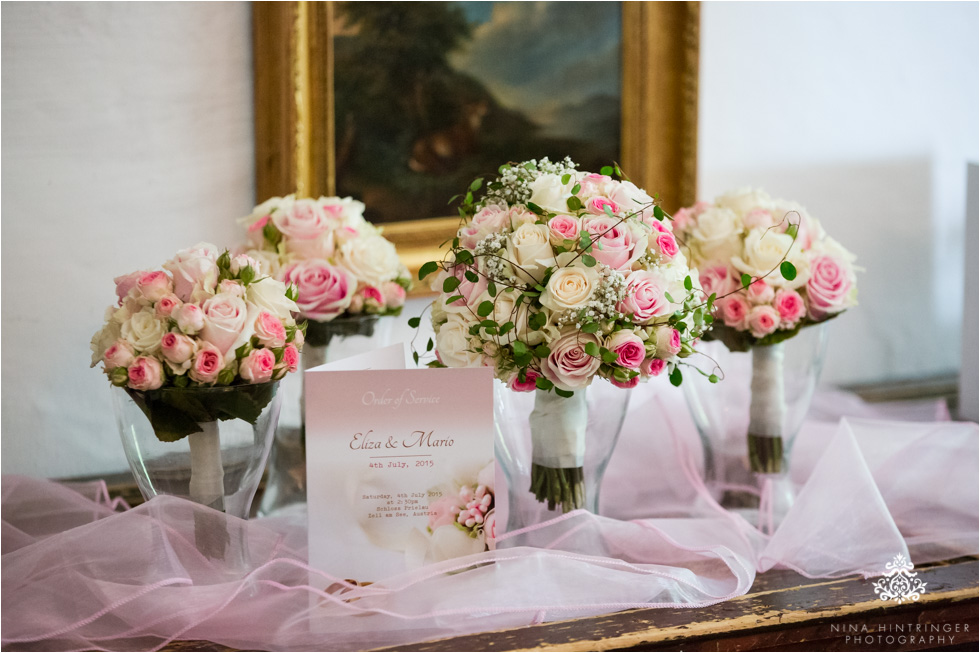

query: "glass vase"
(494, 380), (632, 533)
(258, 314), (392, 517)
(682, 323), (828, 532)
(112, 382), (282, 518)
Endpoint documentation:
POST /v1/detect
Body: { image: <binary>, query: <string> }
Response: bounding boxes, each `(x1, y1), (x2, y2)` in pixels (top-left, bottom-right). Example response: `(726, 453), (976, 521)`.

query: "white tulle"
(2, 380), (976, 651)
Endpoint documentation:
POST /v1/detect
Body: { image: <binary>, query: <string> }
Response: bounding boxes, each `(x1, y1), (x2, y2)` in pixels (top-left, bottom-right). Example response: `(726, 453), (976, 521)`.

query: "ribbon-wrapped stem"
(188, 421), (225, 511)
(747, 343), (786, 474)
(528, 389), (587, 513)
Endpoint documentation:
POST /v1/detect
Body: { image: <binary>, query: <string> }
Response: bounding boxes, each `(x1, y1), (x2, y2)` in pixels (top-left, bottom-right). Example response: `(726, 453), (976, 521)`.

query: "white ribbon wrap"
(188, 421), (225, 510)
(749, 344), (785, 438)
(530, 389), (588, 468)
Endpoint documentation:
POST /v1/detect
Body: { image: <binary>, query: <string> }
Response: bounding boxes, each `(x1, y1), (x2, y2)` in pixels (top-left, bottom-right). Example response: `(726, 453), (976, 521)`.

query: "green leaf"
(786, 223), (799, 239)
(535, 376), (554, 391)
(581, 321), (600, 334)
(741, 273), (752, 288)
(709, 374), (719, 383)
(426, 338), (434, 352)
(512, 341), (528, 356)
(669, 367), (683, 387)
(468, 324), (481, 335)
(571, 183), (581, 195)
(499, 321), (515, 335)
(443, 276), (461, 293)
(684, 275), (693, 291)
(561, 173), (571, 185)
(469, 177), (483, 192)
(601, 348), (619, 364)
(526, 202), (545, 215)
(465, 270), (479, 283)
(584, 342), (600, 357)
(528, 312), (547, 330)
(419, 261), (439, 281)
(477, 300), (494, 317)
(554, 388), (574, 398)
(445, 294), (464, 304)
(654, 205), (665, 220)
(533, 344), (551, 358)
(566, 196), (583, 212)
(579, 233), (592, 250)
(413, 351), (420, 365)
(239, 265), (255, 286)
(780, 261), (797, 281)
(600, 165), (614, 176)
(487, 281), (497, 297)
(455, 250), (474, 265)
(582, 254), (597, 267)
(664, 291), (675, 303)
(408, 317), (421, 328)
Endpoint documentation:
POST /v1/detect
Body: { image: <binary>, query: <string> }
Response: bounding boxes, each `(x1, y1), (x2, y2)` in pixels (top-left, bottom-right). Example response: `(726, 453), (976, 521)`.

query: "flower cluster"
(417, 159), (714, 392)
(90, 243), (303, 391)
(425, 462), (496, 557)
(237, 195), (411, 323)
(673, 189), (859, 347)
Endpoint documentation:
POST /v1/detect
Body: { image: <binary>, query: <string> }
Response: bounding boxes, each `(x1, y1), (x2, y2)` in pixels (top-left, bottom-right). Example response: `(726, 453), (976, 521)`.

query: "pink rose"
(160, 332), (197, 364)
(200, 293), (248, 356)
(103, 340), (136, 369)
(154, 294), (181, 319)
(699, 264), (737, 300)
(540, 330), (602, 391)
(719, 295), (751, 330)
(282, 343), (300, 373)
(427, 495), (459, 530)
(655, 233), (679, 259)
(618, 270), (669, 323)
(774, 289), (806, 326)
(671, 207), (696, 232)
(587, 197), (620, 216)
(137, 271), (173, 302)
(459, 204), (509, 250)
(584, 216), (638, 270)
(576, 172), (612, 197)
(641, 358), (667, 377)
(190, 342), (224, 384)
(272, 199), (333, 258)
(655, 326), (682, 358)
(248, 214), (269, 233)
(611, 375), (639, 389)
(442, 265), (487, 314)
(114, 271), (143, 305)
(382, 281), (407, 309)
(163, 243), (220, 302)
(509, 368), (540, 393)
(747, 305), (781, 338)
(173, 303), (205, 335)
(807, 256), (851, 320)
(361, 285), (384, 310)
(547, 215), (581, 245)
(240, 348), (276, 384)
(606, 330), (645, 369)
(254, 311), (287, 348)
(743, 208), (776, 230)
(218, 279), (246, 298)
(281, 260), (356, 321)
(747, 279), (775, 304)
(127, 356), (163, 391)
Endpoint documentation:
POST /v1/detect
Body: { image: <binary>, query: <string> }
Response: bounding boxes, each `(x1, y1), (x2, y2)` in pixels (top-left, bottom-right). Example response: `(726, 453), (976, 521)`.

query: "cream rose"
(246, 277), (298, 320)
(689, 207), (743, 267)
(121, 310), (167, 354)
(435, 314), (483, 368)
(716, 188), (773, 217)
(338, 235), (401, 287)
(540, 262), (599, 312)
(527, 173), (578, 213)
(732, 227), (805, 289)
(506, 222), (556, 284)
(539, 329), (602, 391)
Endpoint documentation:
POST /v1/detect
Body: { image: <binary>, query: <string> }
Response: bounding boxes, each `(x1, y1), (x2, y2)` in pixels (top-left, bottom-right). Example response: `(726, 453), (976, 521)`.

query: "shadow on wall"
(701, 157), (962, 385)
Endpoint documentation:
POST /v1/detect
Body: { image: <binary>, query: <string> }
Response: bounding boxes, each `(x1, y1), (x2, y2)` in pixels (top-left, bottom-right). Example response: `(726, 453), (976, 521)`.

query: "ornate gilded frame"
(252, 1), (700, 285)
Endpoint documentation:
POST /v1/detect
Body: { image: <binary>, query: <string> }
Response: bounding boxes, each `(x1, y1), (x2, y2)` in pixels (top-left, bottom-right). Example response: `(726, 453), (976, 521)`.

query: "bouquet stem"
(748, 343), (786, 474)
(188, 421), (225, 511)
(528, 389), (587, 513)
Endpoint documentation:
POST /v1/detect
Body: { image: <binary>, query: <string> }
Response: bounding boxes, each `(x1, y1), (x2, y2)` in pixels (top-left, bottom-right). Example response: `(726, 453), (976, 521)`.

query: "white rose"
(121, 310), (167, 354)
(527, 173), (577, 213)
(244, 249), (283, 278)
(689, 207), (743, 267)
(435, 314), (483, 368)
(732, 227), (807, 289)
(90, 307), (123, 367)
(540, 258), (600, 312)
(506, 223), (556, 284)
(246, 277), (298, 320)
(608, 180), (654, 212)
(716, 188), (774, 217)
(338, 235), (401, 287)
(320, 196), (368, 228)
(238, 196), (286, 229)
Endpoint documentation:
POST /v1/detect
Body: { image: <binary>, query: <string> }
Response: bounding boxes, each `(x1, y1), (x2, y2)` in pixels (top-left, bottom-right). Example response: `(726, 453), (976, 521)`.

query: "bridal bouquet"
(237, 195), (411, 345)
(673, 189), (858, 474)
(415, 158), (713, 512)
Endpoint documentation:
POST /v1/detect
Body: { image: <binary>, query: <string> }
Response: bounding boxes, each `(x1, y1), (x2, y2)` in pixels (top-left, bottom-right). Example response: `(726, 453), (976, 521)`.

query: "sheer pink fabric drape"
(3, 381), (976, 651)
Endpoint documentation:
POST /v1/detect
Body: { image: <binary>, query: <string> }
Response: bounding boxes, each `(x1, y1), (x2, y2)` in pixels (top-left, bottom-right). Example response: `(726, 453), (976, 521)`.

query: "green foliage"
(419, 261), (439, 281)
(443, 276), (461, 293)
(741, 273), (752, 288)
(780, 261), (797, 281)
(477, 300), (494, 317)
(669, 367), (683, 387)
(582, 254), (597, 267)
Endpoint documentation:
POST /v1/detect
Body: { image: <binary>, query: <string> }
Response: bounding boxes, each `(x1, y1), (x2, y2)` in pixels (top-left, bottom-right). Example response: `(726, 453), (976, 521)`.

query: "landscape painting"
(332, 1), (623, 223)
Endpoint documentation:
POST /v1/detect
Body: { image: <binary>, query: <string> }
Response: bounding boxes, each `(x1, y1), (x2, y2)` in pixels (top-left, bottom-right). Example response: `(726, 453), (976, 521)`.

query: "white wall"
(699, 1), (979, 384)
(1, 3), (254, 478)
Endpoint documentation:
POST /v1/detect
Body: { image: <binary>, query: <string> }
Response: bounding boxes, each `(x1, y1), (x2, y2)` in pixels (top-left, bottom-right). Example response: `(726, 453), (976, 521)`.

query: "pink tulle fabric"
(3, 382), (977, 651)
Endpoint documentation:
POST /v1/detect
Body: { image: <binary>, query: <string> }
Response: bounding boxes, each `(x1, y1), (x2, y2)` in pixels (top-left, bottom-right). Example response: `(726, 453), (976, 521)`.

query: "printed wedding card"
(305, 343), (494, 582)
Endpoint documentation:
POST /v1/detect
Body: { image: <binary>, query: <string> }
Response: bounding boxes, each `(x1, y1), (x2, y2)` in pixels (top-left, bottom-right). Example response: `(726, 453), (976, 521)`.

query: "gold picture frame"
(252, 1), (700, 289)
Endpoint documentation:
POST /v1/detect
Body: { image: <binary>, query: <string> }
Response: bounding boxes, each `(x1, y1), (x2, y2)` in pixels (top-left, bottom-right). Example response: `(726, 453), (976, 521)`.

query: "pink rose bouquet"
(237, 195), (411, 346)
(90, 244), (304, 443)
(412, 158), (713, 512)
(673, 189), (859, 476)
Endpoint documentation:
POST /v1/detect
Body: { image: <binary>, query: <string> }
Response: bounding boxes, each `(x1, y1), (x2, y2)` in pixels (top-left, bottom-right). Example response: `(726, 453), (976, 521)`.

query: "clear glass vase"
(112, 382), (282, 518)
(258, 314), (392, 517)
(494, 380), (632, 533)
(683, 323), (828, 532)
